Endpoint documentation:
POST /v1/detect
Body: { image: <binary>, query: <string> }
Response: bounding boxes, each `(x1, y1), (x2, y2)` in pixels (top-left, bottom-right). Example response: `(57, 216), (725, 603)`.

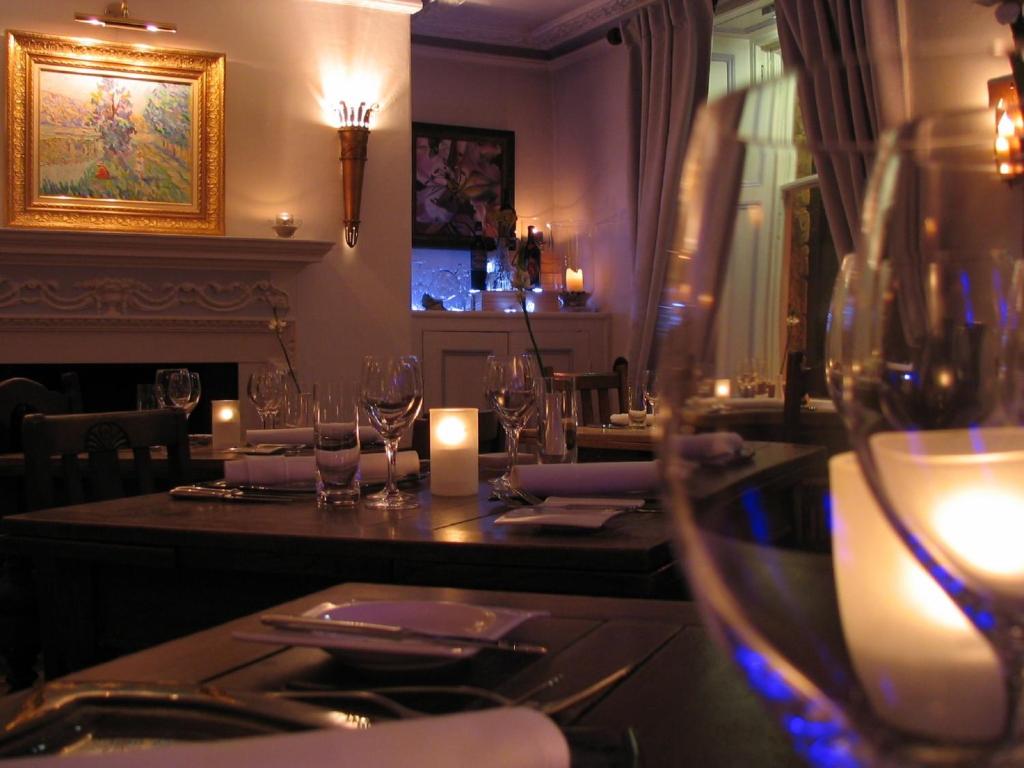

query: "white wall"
(1, 0), (413, 387)
(550, 41), (632, 362)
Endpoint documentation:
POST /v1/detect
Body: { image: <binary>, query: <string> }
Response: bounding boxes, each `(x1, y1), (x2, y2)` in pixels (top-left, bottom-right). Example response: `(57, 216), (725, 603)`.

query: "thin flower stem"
(519, 293), (546, 374)
(271, 306), (302, 393)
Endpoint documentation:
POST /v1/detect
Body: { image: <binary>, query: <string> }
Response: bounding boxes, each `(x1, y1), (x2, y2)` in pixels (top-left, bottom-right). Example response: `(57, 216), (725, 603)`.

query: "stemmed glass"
(359, 355), (423, 510)
(483, 353), (538, 490)
(167, 370), (201, 421)
(641, 369), (659, 414)
(154, 368), (187, 409)
(247, 368), (286, 429)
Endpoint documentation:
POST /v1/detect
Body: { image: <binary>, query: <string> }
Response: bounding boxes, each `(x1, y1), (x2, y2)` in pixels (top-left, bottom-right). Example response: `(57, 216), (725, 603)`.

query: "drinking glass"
(359, 355), (423, 510)
(247, 367), (286, 429)
(641, 369), (659, 414)
(483, 353), (538, 489)
(167, 371), (201, 420)
(314, 381), (361, 507)
(626, 387), (647, 428)
(536, 376), (577, 465)
(283, 386), (316, 429)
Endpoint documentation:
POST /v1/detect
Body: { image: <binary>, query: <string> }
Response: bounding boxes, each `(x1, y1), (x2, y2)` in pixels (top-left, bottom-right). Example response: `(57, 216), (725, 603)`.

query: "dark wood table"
(2, 442), (824, 676)
(0, 582), (803, 767)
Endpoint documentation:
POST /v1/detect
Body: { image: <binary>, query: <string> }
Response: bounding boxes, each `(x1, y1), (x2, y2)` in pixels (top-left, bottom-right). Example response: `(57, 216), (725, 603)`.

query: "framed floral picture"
(5, 30), (225, 234)
(412, 122), (514, 249)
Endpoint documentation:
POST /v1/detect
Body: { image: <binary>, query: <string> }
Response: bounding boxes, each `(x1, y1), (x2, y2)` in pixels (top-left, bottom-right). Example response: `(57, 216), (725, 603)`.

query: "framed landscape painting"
(413, 122), (514, 249)
(5, 31), (225, 234)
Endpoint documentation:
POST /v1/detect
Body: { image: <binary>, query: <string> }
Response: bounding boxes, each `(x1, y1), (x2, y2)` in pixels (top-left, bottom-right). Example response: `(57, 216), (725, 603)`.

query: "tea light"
(565, 268), (584, 292)
(713, 378), (731, 398)
(831, 451), (1003, 741)
(275, 212), (294, 227)
(430, 408), (478, 496)
(212, 400), (241, 449)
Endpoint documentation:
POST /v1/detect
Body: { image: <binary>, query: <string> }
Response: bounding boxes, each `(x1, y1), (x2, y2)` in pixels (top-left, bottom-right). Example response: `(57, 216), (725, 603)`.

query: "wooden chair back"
(553, 364), (628, 426)
(21, 409), (190, 511)
(0, 375), (81, 453)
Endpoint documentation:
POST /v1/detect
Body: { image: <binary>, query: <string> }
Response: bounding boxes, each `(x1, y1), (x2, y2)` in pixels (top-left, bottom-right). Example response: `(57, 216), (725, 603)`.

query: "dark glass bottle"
(470, 221), (487, 291)
(524, 226), (542, 288)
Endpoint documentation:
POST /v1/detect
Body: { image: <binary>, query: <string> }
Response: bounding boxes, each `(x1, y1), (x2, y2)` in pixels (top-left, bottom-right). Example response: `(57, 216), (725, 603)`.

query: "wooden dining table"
(1, 442), (824, 677)
(0, 581), (806, 767)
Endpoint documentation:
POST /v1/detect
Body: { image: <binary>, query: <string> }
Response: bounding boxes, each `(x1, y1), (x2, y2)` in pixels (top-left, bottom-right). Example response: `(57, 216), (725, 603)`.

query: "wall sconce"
(74, 1), (177, 32)
(336, 100), (377, 248)
(989, 74), (1024, 180)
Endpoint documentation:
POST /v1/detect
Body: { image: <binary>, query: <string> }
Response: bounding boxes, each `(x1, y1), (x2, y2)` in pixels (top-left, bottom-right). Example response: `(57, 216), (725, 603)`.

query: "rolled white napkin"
(511, 461), (660, 497)
(479, 451), (537, 470)
(674, 432), (744, 461)
(224, 451), (420, 485)
(9, 707), (570, 768)
(692, 397), (782, 412)
(608, 413), (654, 426)
(246, 426), (381, 445)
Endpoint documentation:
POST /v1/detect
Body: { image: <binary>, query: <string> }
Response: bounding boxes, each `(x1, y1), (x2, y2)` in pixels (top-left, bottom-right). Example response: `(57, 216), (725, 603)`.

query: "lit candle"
(212, 400), (241, 449)
(275, 212), (294, 226)
(713, 379), (731, 398)
(830, 451), (1003, 740)
(430, 408), (478, 496)
(565, 268), (584, 292)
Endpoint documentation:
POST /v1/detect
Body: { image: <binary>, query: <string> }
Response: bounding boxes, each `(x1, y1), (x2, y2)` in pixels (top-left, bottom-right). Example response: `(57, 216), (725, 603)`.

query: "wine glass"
(838, 103), (1024, 762)
(247, 368), (286, 429)
(483, 353), (538, 490)
(359, 355), (424, 510)
(154, 367), (187, 408)
(641, 369), (659, 414)
(651, 61), (1014, 766)
(167, 370), (201, 421)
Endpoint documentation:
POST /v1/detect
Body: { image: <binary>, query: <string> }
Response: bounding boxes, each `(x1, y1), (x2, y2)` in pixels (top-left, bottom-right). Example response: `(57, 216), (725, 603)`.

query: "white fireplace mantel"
(0, 228), (334, 271)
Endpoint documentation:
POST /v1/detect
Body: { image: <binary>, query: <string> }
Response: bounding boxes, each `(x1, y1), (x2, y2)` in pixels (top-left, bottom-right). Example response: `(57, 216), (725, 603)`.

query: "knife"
(259, 613), (547, 655)
(169, 486), (303, 503)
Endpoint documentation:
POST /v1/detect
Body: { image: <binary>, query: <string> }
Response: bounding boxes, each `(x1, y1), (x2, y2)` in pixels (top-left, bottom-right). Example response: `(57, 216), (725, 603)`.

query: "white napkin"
(608, 413), (654, 426)
(479, 451), (537, 470)
(246, 426), (381, 445)
(224, 451), (420, 485)
(494, 496), (647, 528)
(692, 397), (782, 411)
(511, 461), (659, 497)
(674, 432), (744, 461)
(8, 707), (570, 768)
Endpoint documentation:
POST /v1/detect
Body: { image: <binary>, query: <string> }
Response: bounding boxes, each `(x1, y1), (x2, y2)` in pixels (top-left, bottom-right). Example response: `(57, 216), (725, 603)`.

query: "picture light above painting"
(412, 122), (514, 249)
(5, 30), (225, 235)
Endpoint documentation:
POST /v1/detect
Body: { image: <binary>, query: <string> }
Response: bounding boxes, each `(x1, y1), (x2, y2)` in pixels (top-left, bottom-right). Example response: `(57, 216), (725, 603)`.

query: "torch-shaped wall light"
(336, 100), (377, 248)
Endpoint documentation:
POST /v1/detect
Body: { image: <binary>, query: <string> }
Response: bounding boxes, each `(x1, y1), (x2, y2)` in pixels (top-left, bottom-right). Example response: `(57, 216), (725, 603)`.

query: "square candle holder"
(557, 291), (591, 311)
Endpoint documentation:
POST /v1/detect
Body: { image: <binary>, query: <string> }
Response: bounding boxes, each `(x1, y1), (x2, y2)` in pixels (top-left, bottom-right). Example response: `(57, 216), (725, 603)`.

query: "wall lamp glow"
(336, 100), (377, 248)
(74, 1), (177, 33)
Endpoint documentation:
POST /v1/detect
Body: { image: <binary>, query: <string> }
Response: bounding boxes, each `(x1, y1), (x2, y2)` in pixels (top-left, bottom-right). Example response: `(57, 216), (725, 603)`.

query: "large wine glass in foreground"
(360, 355), (423, 510)
(656, 66), (1024, 765)
(482, 353), (538, 491)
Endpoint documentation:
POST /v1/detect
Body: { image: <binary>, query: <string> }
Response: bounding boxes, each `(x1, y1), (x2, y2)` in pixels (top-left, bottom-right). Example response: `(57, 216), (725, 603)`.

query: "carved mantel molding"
(0, 228), (334, 271)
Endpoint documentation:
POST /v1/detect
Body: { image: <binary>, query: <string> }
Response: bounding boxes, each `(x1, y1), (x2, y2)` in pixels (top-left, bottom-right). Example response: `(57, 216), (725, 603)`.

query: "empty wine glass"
(483, 353), (538, 490)
(154, 367), (187, 408)
(641, 369), (659, 414)
(247, 367), (286, 429)
(359, 355), (424, 510)
(167, 370), (201, 420)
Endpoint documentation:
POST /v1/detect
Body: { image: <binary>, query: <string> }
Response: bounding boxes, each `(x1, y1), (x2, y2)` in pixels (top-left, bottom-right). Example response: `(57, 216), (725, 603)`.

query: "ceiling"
(411, 0), (654, 60)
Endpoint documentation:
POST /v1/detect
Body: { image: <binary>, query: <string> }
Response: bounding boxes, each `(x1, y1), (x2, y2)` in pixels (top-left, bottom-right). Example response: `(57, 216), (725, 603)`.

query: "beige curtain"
(623, 0), (714, 378)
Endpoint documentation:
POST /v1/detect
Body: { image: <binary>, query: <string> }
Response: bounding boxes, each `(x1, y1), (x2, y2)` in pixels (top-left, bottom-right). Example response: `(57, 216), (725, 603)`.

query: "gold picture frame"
(5, 30), (225, 234)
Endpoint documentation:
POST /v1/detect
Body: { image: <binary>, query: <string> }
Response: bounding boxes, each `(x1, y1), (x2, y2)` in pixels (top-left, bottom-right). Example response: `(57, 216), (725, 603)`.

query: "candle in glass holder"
(276, 212), (294, 227)
(212, 400), (241, 449)
(565, 268), (584, 292)
(830, 451), (1003, 740)
(430, 408), (478, 496)
(713, 379), (731, 398)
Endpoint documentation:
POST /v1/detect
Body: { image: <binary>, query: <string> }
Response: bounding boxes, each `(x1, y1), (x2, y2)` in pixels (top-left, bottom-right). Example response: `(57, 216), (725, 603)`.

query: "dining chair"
(553, 360), (628, 426)
(0, 374), (82, 454)
(21, 408), (191, 512)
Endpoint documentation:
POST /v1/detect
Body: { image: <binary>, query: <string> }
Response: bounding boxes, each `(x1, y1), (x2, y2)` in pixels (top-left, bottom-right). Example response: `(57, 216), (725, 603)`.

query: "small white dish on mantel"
(233, 600), (545, 670)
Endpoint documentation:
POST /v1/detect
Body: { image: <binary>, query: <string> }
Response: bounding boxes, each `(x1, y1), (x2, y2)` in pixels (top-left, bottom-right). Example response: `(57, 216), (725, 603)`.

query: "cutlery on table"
(259, 613), (548, 655)
(169, 486), (304, 502)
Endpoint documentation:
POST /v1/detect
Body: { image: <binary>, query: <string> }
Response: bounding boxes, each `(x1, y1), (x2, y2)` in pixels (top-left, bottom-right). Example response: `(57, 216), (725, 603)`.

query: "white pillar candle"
(565, 268), (584, 292)
(430, 408), (478, 496)
(830, 451), (1003, 741)
(212, 400), (242, 449)
(713, 378), (731, 398)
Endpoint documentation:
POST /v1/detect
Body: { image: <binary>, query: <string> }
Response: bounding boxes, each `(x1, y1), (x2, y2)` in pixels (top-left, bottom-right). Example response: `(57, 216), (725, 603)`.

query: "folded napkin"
(224, 451), (420, 485)
(11, 707), (570, 768)
(246, 426), (381, 445)
(609, 412), (654, 426)
(692, 397), (782, 412)
(675, 432), (744, 461)
(511, 461), (660, 497)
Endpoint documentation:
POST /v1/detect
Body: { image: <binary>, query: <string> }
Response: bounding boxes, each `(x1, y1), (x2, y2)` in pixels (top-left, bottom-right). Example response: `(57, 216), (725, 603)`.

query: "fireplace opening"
(0, 363), (239, 434)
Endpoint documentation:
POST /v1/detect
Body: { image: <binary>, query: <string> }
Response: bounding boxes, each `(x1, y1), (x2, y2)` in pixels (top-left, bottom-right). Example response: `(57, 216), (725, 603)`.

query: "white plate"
(233, 600), (545, 670)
